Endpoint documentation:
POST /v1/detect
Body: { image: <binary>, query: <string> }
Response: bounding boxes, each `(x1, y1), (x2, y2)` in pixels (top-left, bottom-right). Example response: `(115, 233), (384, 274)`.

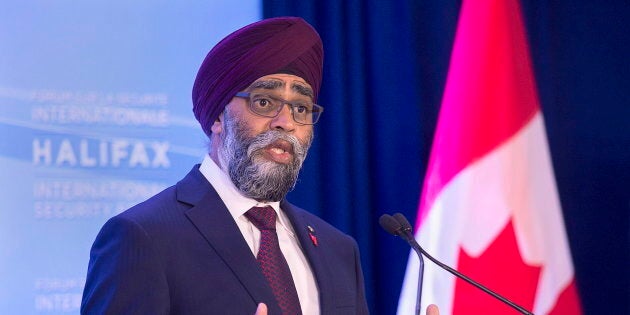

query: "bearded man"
(81, 17), (369, 315)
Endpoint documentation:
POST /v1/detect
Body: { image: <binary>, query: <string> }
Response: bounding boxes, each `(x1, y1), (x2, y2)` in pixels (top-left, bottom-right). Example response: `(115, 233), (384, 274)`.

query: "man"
(81, 17), (368, 315)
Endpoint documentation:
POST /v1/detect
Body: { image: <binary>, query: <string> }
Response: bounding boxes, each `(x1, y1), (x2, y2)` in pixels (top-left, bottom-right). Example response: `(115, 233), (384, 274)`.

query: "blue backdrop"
(0, 1), (259, 314)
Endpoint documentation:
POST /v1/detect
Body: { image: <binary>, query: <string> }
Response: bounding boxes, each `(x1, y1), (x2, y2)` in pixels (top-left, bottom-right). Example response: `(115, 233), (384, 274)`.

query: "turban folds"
(192, 17), (324, 136)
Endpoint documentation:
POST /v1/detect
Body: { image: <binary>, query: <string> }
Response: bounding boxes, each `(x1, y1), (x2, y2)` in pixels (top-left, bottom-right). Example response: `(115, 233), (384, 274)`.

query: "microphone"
(379, 214), (425, 315)
(379, 213), (535, 315)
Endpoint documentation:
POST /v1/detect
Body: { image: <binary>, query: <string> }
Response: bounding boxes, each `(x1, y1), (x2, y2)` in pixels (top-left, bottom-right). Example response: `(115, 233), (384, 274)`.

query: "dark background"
(265, 1), (629, 314)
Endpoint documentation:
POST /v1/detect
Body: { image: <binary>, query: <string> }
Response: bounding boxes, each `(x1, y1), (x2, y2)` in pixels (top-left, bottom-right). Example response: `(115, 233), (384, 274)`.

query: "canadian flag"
(397, 0), (582, 314)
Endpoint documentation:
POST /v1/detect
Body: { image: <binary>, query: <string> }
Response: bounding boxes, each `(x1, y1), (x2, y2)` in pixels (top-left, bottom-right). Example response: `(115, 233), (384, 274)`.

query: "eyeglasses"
(234, 92), (324, 125)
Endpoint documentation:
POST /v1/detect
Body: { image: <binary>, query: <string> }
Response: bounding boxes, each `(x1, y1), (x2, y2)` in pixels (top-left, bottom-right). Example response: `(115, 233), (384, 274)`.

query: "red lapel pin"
(307, 225), (318, 246)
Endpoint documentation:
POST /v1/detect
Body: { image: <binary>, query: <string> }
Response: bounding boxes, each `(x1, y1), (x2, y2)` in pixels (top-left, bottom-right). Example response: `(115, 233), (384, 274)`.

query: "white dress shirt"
(199, 155), (320, 315)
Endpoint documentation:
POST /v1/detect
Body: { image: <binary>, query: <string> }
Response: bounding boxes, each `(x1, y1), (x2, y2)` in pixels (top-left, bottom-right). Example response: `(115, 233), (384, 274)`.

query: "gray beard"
(218, 111), (312, 202)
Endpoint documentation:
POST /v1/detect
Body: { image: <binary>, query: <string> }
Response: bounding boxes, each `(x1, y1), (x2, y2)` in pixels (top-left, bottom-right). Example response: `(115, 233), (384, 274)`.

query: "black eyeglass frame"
(234, 91), (324, 125)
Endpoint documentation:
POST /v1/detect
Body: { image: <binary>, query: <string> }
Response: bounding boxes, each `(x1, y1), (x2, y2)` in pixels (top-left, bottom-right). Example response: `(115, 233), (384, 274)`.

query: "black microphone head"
(393, 213), (413, 233)
(378, 214), (403, 236)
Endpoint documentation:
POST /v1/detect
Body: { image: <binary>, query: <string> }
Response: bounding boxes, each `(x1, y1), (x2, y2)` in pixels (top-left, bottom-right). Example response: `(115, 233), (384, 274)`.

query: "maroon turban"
(192, 17), (324, 136)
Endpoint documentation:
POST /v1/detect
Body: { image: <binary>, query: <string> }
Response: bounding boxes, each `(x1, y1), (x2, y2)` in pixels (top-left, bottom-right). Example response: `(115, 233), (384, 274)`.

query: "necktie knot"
(246, 206), (277, 230)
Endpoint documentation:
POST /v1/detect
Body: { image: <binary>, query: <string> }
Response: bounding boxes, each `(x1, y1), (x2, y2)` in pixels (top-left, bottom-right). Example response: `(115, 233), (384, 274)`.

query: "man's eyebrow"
(248, 80), (284, 90)
(292, 83), (314, 99)
(247, 79), (314, 99)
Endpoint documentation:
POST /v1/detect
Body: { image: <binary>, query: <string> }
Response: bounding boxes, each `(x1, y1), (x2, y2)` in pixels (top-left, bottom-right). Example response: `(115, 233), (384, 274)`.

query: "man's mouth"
(261, 139), (294, 164)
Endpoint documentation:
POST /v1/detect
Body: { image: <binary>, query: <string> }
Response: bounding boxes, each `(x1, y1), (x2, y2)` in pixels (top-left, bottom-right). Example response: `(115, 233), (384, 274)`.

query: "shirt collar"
(199, 155), (294, 233)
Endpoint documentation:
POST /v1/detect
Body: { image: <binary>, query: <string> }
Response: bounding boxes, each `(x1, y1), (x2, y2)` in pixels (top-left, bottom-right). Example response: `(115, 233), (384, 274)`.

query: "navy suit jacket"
(81, 165), (369, 314)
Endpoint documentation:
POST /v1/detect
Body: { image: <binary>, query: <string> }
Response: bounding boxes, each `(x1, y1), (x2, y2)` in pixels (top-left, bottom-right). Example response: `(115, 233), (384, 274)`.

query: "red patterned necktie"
(246, 206), (302, 315)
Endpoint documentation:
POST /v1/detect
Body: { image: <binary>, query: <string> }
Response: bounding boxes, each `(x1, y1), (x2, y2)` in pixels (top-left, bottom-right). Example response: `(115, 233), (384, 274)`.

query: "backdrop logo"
(32, 138), (170, 168)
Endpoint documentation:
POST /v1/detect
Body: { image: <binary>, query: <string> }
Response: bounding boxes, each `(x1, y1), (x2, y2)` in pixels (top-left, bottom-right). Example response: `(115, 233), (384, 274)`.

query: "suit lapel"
(281, 201), (335, 314)
(176, 167), (282, 314)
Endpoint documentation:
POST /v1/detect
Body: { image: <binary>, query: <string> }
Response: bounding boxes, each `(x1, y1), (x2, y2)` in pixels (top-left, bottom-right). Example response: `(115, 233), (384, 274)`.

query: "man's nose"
(270, 103), (296, 131)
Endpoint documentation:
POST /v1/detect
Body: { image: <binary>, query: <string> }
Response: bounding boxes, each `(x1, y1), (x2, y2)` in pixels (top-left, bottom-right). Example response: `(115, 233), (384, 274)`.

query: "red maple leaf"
(453, 220), (541, 314)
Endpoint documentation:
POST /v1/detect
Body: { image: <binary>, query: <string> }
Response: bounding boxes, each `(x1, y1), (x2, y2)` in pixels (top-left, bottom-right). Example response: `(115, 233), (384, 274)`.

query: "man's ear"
(210, 112), (224, 134)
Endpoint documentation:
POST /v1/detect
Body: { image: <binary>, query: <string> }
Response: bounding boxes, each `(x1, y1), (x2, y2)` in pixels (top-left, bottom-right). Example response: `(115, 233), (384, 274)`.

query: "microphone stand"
(392, 214), (425, 315)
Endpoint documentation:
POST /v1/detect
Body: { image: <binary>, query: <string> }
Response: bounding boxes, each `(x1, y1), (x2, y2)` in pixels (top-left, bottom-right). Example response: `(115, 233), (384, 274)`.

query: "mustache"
(246, 130), (307, 158)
